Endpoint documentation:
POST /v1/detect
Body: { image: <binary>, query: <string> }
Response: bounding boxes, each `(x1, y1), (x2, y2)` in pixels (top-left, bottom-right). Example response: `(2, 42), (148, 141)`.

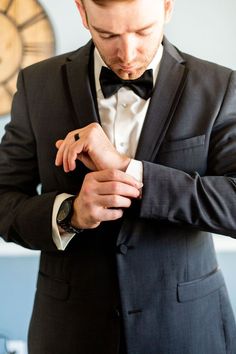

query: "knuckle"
(109, 169), (120, 180)
(111, 195), (119, 205)
(84, 172), (93, 183)
(111, 209), (123, 219)
(111, 181), (120, 194)
(68, 131), (76, 139)
(90, 122), (100, 130)
(82, 184), (90, 196)
(88, 123), (99, 136)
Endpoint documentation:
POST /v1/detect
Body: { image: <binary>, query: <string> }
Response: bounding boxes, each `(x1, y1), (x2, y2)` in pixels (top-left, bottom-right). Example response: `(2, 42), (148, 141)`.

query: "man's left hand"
(55, 123), (131, 172)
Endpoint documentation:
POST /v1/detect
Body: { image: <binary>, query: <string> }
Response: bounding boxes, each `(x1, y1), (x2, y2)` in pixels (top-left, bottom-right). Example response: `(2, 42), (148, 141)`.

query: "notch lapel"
(64, 41), (99, 128)
(117, 41), (189, 246)
(135, 39), (188, 162)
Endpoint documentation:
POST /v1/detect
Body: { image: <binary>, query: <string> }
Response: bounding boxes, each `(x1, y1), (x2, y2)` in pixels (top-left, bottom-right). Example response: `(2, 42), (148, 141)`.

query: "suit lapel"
(135, 39), (188, 162)
(117, 40), (189, 245)
(64, 41), (100, 128)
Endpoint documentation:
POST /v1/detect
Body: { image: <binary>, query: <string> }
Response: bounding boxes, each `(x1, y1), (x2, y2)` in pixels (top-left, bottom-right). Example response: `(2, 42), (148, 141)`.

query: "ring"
(74, 133), (80, 141)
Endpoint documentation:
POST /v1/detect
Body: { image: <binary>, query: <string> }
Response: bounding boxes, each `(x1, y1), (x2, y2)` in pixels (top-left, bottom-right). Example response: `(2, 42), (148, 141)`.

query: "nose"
(117, 34), (137, 64)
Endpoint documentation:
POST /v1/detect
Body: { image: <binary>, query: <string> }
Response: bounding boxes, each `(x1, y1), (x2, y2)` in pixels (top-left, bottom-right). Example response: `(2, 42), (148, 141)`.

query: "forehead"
(84, 0), (164, 32)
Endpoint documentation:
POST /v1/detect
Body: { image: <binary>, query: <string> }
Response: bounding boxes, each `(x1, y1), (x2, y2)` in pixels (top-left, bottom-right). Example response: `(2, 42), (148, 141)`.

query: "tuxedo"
(0, 38), (236, 353)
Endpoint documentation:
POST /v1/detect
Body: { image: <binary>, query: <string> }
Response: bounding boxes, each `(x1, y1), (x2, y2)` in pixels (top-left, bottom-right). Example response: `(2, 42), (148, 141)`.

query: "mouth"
(119, 65), (136, 72)
(120, 65), (134, 69)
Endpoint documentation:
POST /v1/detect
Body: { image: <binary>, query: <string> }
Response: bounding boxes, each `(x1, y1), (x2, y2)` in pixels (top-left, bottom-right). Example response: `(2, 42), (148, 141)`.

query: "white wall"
(165, 0), (236, 69)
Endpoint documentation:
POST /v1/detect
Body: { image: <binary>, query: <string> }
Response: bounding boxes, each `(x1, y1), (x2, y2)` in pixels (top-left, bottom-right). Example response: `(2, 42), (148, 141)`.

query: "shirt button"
(122, 103), (127, 108)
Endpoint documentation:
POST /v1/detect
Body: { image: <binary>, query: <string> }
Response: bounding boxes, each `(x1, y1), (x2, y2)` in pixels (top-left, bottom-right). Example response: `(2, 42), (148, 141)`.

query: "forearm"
(140, 161), (236, 237)
(0, 189), (58, 251)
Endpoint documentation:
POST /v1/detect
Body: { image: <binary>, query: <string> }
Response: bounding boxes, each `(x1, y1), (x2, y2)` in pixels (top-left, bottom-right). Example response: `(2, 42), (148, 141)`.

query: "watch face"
(0, 0), (56, 117)
(57, 199), (72, 224)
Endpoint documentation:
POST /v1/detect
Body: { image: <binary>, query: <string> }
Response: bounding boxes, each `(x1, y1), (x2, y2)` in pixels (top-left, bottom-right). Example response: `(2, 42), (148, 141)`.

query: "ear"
(164, 0), (175, 24)
(75, 0), (89, 29)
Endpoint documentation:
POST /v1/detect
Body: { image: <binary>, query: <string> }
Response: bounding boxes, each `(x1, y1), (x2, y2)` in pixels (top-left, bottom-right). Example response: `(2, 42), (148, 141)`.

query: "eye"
(137, 29), (151, 37)
(100, 33), (118, 40)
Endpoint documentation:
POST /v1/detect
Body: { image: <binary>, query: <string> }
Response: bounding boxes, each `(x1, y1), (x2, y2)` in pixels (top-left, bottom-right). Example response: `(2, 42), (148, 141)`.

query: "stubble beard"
(100, 44), (159, 80)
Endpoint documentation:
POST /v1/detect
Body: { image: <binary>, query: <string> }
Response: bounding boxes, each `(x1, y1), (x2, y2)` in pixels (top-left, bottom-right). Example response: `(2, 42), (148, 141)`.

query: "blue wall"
(0, 256), (39, 341)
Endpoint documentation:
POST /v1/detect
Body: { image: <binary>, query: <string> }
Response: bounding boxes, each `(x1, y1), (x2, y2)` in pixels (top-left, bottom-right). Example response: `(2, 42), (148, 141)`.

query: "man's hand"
(55, 123), (131, 172)
(70, 169), (142, 229)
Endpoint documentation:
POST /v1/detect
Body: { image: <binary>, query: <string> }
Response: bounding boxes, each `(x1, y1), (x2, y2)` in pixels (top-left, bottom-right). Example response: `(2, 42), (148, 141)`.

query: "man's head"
(75, 0), (174, 80)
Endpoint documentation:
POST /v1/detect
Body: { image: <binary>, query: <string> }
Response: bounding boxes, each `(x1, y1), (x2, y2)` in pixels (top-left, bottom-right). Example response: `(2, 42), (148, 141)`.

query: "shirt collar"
(94, 43), (163, 95)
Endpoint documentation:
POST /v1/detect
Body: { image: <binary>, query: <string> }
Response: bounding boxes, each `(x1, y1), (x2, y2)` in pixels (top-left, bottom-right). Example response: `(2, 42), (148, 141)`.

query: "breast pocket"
(177, 267), (224, 303)
(157, 134), (207, 175)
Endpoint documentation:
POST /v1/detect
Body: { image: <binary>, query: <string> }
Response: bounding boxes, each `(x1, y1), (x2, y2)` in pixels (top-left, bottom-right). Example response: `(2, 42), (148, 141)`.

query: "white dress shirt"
(52, 44), (163, 250)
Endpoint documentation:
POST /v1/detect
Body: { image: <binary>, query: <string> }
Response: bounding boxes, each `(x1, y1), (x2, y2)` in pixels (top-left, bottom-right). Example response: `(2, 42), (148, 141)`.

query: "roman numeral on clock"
(18, 11), (47, 31)
(23, 42), (54, 56)
(3, 0), (15, 15)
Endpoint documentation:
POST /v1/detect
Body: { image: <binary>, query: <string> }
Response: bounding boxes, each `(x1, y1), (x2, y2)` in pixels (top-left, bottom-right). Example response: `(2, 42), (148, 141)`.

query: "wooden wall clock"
(0, 0), (56, 117)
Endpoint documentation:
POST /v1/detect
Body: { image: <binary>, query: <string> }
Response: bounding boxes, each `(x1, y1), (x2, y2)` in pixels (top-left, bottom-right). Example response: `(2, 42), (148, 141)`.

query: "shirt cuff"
(52, 193), (76, 250)
(126, 159), (143, 183)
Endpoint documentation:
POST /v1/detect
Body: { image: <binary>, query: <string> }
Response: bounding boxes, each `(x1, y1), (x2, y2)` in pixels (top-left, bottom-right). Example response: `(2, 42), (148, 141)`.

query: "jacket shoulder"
(21, 41), (92, 79)
(164, 38), (234, 77)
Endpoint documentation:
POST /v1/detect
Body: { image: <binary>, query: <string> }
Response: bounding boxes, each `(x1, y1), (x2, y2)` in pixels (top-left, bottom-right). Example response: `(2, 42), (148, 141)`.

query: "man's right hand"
(71, 169), (142, 230)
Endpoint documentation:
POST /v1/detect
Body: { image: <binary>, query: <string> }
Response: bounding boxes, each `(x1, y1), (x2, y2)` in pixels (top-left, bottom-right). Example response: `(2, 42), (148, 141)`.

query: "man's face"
(76, 0), (174, 80)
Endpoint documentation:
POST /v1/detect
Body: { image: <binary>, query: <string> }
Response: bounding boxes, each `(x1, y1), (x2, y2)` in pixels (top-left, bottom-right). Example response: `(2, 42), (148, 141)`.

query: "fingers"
(94, 207), (124, 222)
(71, 169), (143, 229)
(62, 141), (78, 172)
(55, 123), (128, 172)
(67, 141), (83, 171)
(99, 194), (132, 209)
(91, 169), (143, 190)
(55, 131), (82, 171)
(95, 181), (140, 199)
(55, 140), (66, 167)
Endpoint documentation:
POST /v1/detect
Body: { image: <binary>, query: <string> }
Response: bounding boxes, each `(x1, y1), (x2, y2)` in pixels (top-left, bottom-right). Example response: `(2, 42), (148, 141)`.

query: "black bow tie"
(99, 66), (153, 100)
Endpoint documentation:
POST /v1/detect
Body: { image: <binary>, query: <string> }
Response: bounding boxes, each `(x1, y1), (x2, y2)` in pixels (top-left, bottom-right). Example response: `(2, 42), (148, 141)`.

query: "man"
(0, 0), (236, 353)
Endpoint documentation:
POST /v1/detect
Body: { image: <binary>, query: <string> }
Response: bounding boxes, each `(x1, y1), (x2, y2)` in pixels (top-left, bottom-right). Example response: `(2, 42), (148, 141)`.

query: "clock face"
(0, 0), (56, 117)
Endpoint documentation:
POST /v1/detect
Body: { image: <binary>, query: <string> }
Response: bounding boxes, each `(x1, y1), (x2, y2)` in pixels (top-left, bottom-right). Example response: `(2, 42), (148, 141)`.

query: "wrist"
(70, 211), (82, 229)
(119, 155), (131, 172)
(57, 196), (83, 235)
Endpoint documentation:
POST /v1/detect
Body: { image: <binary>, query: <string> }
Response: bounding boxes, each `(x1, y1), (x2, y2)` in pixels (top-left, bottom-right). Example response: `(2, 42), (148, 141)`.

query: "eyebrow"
(91, 22), (155, 35)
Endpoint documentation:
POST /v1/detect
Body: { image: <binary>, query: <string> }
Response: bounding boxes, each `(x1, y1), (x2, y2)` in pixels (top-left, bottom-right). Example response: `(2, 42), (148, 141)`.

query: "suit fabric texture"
(0, 38), (236, 354)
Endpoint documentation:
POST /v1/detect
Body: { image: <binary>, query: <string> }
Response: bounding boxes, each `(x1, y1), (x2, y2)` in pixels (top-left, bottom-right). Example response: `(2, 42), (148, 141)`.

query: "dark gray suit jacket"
(0, 38), (236, 354)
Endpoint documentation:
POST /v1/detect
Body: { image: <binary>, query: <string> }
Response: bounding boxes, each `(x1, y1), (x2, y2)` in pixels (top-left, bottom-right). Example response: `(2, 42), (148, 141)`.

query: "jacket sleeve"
(140, 71), (236, 238)
(0, 71), (58, 251)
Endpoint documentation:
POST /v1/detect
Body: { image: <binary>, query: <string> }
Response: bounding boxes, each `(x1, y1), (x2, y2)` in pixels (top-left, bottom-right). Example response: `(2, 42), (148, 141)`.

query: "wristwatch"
(56, 196), (83, 234)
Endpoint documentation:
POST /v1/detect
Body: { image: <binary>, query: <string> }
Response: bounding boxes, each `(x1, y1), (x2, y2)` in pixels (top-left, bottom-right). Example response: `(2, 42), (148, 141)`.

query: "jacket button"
(118, 244), (128, 255)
